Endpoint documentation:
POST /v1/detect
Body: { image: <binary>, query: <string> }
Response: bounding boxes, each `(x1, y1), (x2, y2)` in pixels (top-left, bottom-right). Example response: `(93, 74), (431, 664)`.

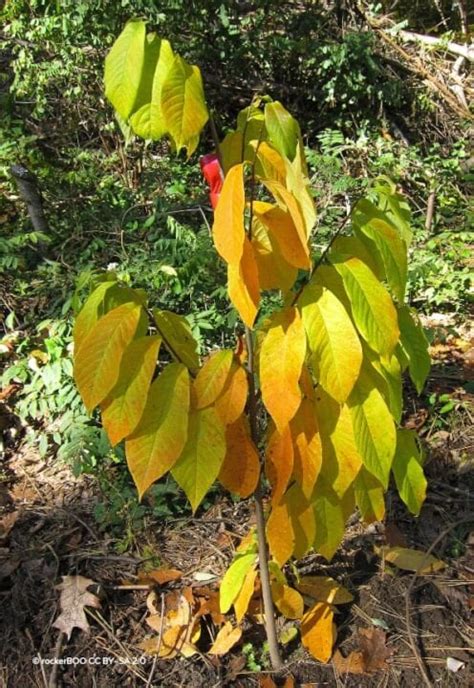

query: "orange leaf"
(285, 483), (316, 559)
(234, 566), (258, 622)
(290, 398), (322, 498)
(215, 360), (248, 425)
(333, 627), (392, 674)
(256, 203), (310, 270)
(208, 621), (242, 655)
(228, 235), (260, 327)
(267, 500), (295, 567)
(194, 349), (234, 409)
(262, 181), (311, 269)
(219, 415), (260, 498)
(212, 163), (245, 265)
(251, 214), (298, 292)
(296, 576), (353, 605)
(260, 306), (306, 432)
(300, 602), (335, 663)
(271, 582), (304, 619)
(144, 568), (182, 585)
(265, 424), (294, 505)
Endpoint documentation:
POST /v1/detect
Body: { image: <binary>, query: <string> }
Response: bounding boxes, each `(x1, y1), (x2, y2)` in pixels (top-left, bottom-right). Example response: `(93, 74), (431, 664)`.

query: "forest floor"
(0, 318), (473, 688)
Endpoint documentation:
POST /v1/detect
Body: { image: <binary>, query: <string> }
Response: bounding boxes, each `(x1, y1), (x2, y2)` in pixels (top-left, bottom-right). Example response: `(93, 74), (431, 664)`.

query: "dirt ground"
(0, 331), (473, 687)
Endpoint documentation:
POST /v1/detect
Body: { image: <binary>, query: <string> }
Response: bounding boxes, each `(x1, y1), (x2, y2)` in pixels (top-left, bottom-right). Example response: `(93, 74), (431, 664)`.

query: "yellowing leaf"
(267, 500), (295, 567)
(234, 567), (258, 623)
(334, 257), (399, 356)
(220, 552), (257, 613)
(354, 468), (385, 523)
(348, 367), (396, 489)
(74, 303), (142, 412)
(214, 361), (248, 425)
(264, 100), (300, 161)
(378, 546), (445, 573)
(194, 349), (234, 409)
(284, 142), (316, 236)
(125, 363), (190, 498)
(153, 309), (199, 370)
(315, 388), (362, 498)
(271, 582), (304, 619)
(172, 407), (226, 513)
(290, 398), (322, 498)
(398, 305), (430, 394)
(255, 204), (310, 270)
(300, 602), (335, 663)
(208, 621), (242, 655)
(392, 429), (426, 516)
(260, 307), (306, 432)
(218, 415), (260, 498)
(220, 129), (244, 173)
(285, 483), (316, 559)
(313, 478), (345, 561)
(160, 54), (208, 155)
(330, 235), (382, 279)
(101, 336), (160, 445)
(251, 214), (298, 292)
(73, 280), (117, 354)
(263, 180), (311, 267)
(300, 283), (362, 403)
(296, 576), (353, 605)
(228, 235), (260, 328)
(104, 20), (146, 120)
(213, 163), (245, 265)
(255, 141), (287, 184)
(265, 424), (294, 505)
(356, 218), (407, 302)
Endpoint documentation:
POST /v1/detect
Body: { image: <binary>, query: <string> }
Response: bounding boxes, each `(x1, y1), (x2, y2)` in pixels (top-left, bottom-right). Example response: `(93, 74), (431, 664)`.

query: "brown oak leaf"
(52, 575), (101, 639)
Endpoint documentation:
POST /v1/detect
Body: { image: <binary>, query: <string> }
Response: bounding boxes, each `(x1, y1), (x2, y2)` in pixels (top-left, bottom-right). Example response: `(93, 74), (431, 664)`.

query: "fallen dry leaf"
(208, 621), (242, 655)
(143, 567), (182, 585)
(52, 575), (101, 639)
(378, 546), (445, 573)
(258, 676), (277, 688)
(334, 627), (392, 675)
(0, 511), (19, 541)
(296, 576), (353, 605)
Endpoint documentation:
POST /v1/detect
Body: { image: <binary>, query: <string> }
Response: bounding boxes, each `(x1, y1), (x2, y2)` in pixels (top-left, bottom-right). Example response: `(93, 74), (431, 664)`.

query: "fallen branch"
(394, 29), (473, 63)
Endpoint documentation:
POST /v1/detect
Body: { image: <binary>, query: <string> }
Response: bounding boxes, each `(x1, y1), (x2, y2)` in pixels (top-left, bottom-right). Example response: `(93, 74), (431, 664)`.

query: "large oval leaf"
(104, 20), (147, 120)
(194, 349), (234, 409)
(227, 235), (260, 327)
(213, 163), (245, 265)
(218, 415), (260, 498)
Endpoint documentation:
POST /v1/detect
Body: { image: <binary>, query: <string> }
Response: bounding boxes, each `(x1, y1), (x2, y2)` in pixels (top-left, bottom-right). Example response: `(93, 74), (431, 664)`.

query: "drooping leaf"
(265, 424), (294, 505)
(214, 360), (248, 425)
(296, 576), (353, 605)
(251, 213), (298, 292)
(290, 398), (322, 498)
(101, 336), (161, 445)
(129, 38), (175, 139)
(74, 303), (142, 412)
(283, 142), (316, 235)
(255, 203), (310, 270)
(213, 163), (245, 265)
(125, 363), (190, 498)
(172, 407), (226, 512)
(285, 482), (316, 559)
(392, 429), (426, 516)
(104, 20), (146, 120)
(300, 283), (362, 403)
(227, 235), (260, 327)
(194, 349), (234, 409)
(254, 141), (287, 184)
(312, 478), (345, 561)
(354, 468), (385, 523)
(260, 307), (306, 432)
(348, 366), (396, 489)
(264, 101), (300, 161)
(208, 622), (242, 655)
(160, 54), (209, 155)
(397, 305), (430, 394)
(333, 257), (399, 355)
(378, 546), (445, 573)
(300, 602), (335, 663)
(367, 349), (403, 423)
(219, 552), (257, 614)
(73, 280), (117, 354)
(271, 582), (304, 619)
(218, 415), (260, 498)
(234, 567), (258, 622)
(267, 500), (295, 567)
(263, 181), (311, 267)
(153, 309), (200, 370)
(219, 129), (244, 173)
(329, 235), (382, 279)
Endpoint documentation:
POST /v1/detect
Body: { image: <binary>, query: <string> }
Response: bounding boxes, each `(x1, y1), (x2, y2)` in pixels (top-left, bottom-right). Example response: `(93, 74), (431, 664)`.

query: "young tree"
(73, 19), (430, 668)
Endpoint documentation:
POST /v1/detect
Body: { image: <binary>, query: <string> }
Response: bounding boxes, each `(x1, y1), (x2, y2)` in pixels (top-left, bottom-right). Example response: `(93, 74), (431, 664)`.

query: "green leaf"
(299, 283), (362, 403)
(73, 280), (117, 354)
(264, 101), (300, 161)
(348, 365), (396, 488)
(129, 37), (175, 139)
(329, 235), (382, 279)
(104, 19), (147, 120)
(125, 363), (190, 499)
(153, 309), (200, 371)
(373, 179), (413, 246)
(101, 336), (161, 445)
(74, 303), (143, 413)
(219, 552), (258, 614)
(312, 478), (345, 561)
(161, 54), (208, 156)
(172, 407), (226, 513)
(333, 257), (399, 355)
(354, 468), (385, 523)
(398, 305), (430, 394)
(392, 429), (426, 516)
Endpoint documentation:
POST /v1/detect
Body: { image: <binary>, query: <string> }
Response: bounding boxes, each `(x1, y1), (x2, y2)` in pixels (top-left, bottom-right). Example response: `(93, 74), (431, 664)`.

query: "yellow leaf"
(315, 388), (362, 497)
(251, 214), (298, 292)
(208, 621), (242, 655)
(271, 582), (304, 619)
(313, 478), (346, 561)
(290, 398), (322, 498)
(172, 407), (226, 513)
(300, 602), (335, 663)
(284, 143), (316, 236)
(101, 336), (160, 445)
(228, 235), (260, 327)
(267, 500), (295, 567)
(194, 349), (234, 409)
(125, 363), (190, 498)
(296, 576), (353, 605)
(214, 361), (248, 425)
(213, 163), (245, 265)
(285, 483), (316, 559)
(153, 309), (199, 370)
(354, 468), (385, 523)
(299, 283), (362, 403)
(234, 567), (258, 622)
(218, 415), (260, 498)
(258, 188), (311, 269)
(260, 307), (306, 432)
(74, 302), (142, 412)
(255, 141), (287, 184)
(378, 546), (445, 573)
(220, 552), (257, 613)
(265, 424), (294, 506)
(220, 130), (244, 173)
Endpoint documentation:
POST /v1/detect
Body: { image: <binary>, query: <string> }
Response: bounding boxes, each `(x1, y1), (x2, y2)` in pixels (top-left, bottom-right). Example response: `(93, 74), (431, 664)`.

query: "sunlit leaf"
(290, 399), (322, 499)
(234, 567), (258, 623)
(265, 424), (294, 505)
(398, 305), (430, 394)
(392, 429), (426, 516)
(213, 163), (245, 265)
(194, 349), (234, 409)
(220, 552), (257, 613)
(267, 499), (295, 567)
(354, 468), (385, 523)
(218, 415), (260, 498)
(214, 360), (249, 425)
(300, 602), (335, 663)
(228, 235), (260, 328)
(104, 19), (146, 120)
(271, 582), (304, 619)
(378, 546), (445, 573)
(296, 576), (353, 605)
(264, 101), (300, 161)
(153, 309), (200, 371)
(255, 202), (310, 270)
(208, 621), (242, 655)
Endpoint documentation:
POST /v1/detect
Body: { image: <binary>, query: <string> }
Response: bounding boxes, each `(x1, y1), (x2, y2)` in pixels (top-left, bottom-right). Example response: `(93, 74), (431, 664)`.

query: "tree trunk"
(10, 164), (49, 234)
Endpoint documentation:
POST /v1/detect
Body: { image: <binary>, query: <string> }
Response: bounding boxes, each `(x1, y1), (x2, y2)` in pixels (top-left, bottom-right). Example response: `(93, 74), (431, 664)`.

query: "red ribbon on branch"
(200, 153), (223, 209)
